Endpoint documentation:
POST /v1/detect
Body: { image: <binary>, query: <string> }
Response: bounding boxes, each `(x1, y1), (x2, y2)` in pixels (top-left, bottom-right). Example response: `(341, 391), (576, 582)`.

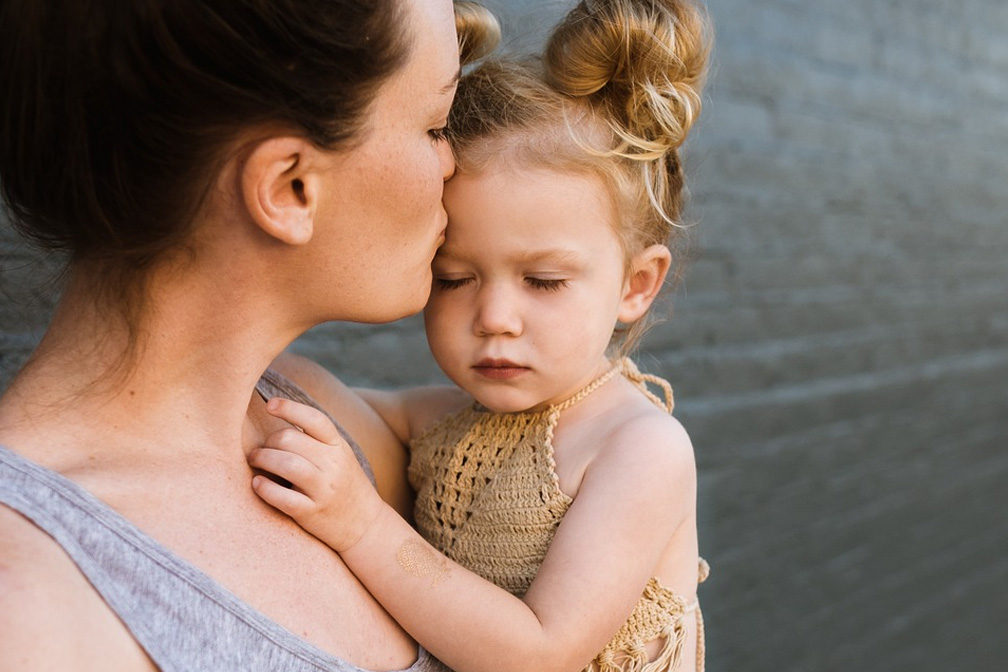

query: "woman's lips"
(473, 359), (529, 380)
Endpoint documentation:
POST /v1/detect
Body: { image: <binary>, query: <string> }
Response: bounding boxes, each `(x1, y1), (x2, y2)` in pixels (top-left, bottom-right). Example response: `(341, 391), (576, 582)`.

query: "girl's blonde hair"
(450, 0), (712, 353)
(454, 1), (501, 65)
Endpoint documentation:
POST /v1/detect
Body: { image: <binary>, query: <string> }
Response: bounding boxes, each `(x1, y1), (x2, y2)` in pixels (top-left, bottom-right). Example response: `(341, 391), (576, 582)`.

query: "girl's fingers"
(251, 474), (314, 517)
(265, 397), (344, 445)
(249, 445), (319, 491)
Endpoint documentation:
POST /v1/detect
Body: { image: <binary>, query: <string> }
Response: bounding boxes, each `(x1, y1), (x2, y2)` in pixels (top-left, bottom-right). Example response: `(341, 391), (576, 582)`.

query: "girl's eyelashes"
(428, 126), (449, 142)
(525, 277), (569, 292)
(434, 276), (472, 290)
(433, 275), (569, 291)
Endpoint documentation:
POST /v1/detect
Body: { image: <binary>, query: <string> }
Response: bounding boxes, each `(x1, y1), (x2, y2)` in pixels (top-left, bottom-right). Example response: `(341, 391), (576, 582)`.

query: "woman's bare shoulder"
(0, 505), (157, 670)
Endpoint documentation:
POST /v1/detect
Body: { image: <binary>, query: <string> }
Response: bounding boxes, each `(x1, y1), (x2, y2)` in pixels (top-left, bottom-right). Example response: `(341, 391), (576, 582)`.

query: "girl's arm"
(353, 385), (472, 446)
(249, 397), (696, 672)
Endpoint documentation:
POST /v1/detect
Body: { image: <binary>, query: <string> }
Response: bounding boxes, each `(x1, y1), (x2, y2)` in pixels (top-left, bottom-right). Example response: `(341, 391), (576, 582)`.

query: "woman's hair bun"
(455, 1), (501, 65)
(543, 0), (712, 155)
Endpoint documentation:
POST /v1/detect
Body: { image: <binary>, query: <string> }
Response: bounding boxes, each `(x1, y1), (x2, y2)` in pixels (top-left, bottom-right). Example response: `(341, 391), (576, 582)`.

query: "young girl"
(250, 1), (713, 670)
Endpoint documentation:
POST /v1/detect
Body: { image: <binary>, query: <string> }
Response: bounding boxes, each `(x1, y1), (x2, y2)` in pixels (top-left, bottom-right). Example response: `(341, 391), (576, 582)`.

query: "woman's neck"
(0, 261), (297, 464)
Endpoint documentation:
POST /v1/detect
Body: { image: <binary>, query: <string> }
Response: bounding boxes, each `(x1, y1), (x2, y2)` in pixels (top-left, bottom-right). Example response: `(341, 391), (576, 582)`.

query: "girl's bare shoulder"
(584, 382), (696, 493)
(401, 385), (474, 437)
(555, 380), (695, 501)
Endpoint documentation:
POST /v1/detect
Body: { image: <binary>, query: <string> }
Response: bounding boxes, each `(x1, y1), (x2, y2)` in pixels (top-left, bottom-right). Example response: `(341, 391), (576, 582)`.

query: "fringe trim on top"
(586, 561), (708, 672)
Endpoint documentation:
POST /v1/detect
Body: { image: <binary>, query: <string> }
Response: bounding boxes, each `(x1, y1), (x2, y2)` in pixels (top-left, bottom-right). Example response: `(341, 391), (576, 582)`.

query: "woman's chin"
(359, 297), (430, 325)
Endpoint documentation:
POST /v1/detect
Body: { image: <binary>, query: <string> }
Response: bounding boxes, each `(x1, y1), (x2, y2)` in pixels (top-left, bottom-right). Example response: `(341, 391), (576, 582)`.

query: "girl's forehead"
(441, 168), (624, 261)
(449, 162), (616, 223)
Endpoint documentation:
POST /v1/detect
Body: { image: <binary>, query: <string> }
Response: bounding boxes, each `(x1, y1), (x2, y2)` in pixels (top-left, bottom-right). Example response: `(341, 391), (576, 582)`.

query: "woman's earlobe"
(240, 137), (317, 245)
(618, 244), (672, 323)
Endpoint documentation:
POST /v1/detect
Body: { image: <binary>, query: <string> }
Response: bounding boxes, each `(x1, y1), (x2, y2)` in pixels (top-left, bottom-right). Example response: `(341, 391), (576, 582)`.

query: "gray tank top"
(0, 370), (447, 672)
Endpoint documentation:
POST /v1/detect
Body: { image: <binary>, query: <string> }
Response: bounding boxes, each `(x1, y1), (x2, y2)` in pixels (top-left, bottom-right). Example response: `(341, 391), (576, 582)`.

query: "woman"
(0, 0), (491, 669)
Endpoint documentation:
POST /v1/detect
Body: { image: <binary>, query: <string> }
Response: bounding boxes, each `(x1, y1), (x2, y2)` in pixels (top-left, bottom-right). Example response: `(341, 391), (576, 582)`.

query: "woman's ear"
(618, 244), (672, 323)
(239, 137), (321, 245)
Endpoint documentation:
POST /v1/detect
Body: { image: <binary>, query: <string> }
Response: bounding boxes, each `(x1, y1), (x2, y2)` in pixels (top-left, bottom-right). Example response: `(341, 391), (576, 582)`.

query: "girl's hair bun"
(544, 0), (711, 156)
(455, 1), (501, 65)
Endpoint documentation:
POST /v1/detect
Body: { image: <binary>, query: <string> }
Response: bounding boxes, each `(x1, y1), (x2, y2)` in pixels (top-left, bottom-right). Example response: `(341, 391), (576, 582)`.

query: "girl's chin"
(472, 394), (549, 415)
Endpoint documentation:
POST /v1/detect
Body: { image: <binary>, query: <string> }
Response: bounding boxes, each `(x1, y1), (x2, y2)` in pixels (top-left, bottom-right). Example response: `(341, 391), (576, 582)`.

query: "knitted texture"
(409, 404), (572, 594)
(408, 359), (708, 671)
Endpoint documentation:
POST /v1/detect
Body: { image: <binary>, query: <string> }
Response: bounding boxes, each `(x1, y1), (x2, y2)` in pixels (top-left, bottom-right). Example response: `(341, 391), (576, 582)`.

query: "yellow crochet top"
(408, 359), (709, 672)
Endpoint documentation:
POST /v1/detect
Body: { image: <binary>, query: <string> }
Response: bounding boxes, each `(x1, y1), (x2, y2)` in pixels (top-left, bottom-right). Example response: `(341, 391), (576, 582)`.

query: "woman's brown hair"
(0, 0), (408, 298)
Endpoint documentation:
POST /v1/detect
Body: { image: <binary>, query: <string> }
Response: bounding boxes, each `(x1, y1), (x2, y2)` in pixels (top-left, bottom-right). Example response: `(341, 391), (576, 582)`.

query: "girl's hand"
(248, 397), (384, 552)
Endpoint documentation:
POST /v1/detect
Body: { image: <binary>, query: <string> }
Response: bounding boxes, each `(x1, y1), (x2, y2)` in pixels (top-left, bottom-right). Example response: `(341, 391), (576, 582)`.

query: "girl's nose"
(473, 286), (521, 337)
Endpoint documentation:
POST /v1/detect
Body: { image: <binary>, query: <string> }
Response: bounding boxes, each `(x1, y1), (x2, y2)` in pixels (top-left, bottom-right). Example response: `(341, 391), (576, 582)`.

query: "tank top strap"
(257, 368), (376, 487)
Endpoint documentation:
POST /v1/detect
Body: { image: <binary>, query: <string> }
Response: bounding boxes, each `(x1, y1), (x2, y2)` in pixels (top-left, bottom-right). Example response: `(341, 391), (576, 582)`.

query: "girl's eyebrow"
(513, 249), (583, 266)
(435, 247), (583, 266)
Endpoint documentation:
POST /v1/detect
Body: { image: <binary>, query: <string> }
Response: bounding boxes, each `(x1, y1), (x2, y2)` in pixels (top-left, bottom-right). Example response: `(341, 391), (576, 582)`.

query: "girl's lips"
(473, 360), (529, 380)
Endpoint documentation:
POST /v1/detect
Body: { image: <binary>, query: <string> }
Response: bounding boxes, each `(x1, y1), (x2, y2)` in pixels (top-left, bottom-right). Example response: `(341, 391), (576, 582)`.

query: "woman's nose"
(440, 140), (456, 181)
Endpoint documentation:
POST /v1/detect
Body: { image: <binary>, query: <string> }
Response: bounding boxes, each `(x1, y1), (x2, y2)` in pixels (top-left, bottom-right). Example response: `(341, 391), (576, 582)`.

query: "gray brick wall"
(2, 1), (1006, 669)
(0, 230), (62, 384)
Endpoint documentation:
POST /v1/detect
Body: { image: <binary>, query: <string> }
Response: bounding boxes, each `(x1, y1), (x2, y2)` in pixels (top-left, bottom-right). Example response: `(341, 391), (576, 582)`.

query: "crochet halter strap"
(409, 357), (705, 671)
(552, 357), (675, 414)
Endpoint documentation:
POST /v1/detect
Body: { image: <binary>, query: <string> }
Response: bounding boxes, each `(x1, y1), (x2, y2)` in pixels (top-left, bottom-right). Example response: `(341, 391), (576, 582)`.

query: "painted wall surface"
(2, 1), (1006, 669)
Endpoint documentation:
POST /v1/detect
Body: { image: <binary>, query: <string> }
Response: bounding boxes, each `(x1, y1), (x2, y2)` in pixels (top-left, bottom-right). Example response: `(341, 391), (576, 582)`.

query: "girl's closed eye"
(525, 277), (569, 292)
(434, 276), (473, 291)
(428, 126), (449, 142)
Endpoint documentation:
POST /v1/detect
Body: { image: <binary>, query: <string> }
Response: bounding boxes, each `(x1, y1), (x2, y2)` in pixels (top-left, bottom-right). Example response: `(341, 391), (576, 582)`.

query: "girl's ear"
(239, 137), (322, 246)
(618, 244), (672, 323)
